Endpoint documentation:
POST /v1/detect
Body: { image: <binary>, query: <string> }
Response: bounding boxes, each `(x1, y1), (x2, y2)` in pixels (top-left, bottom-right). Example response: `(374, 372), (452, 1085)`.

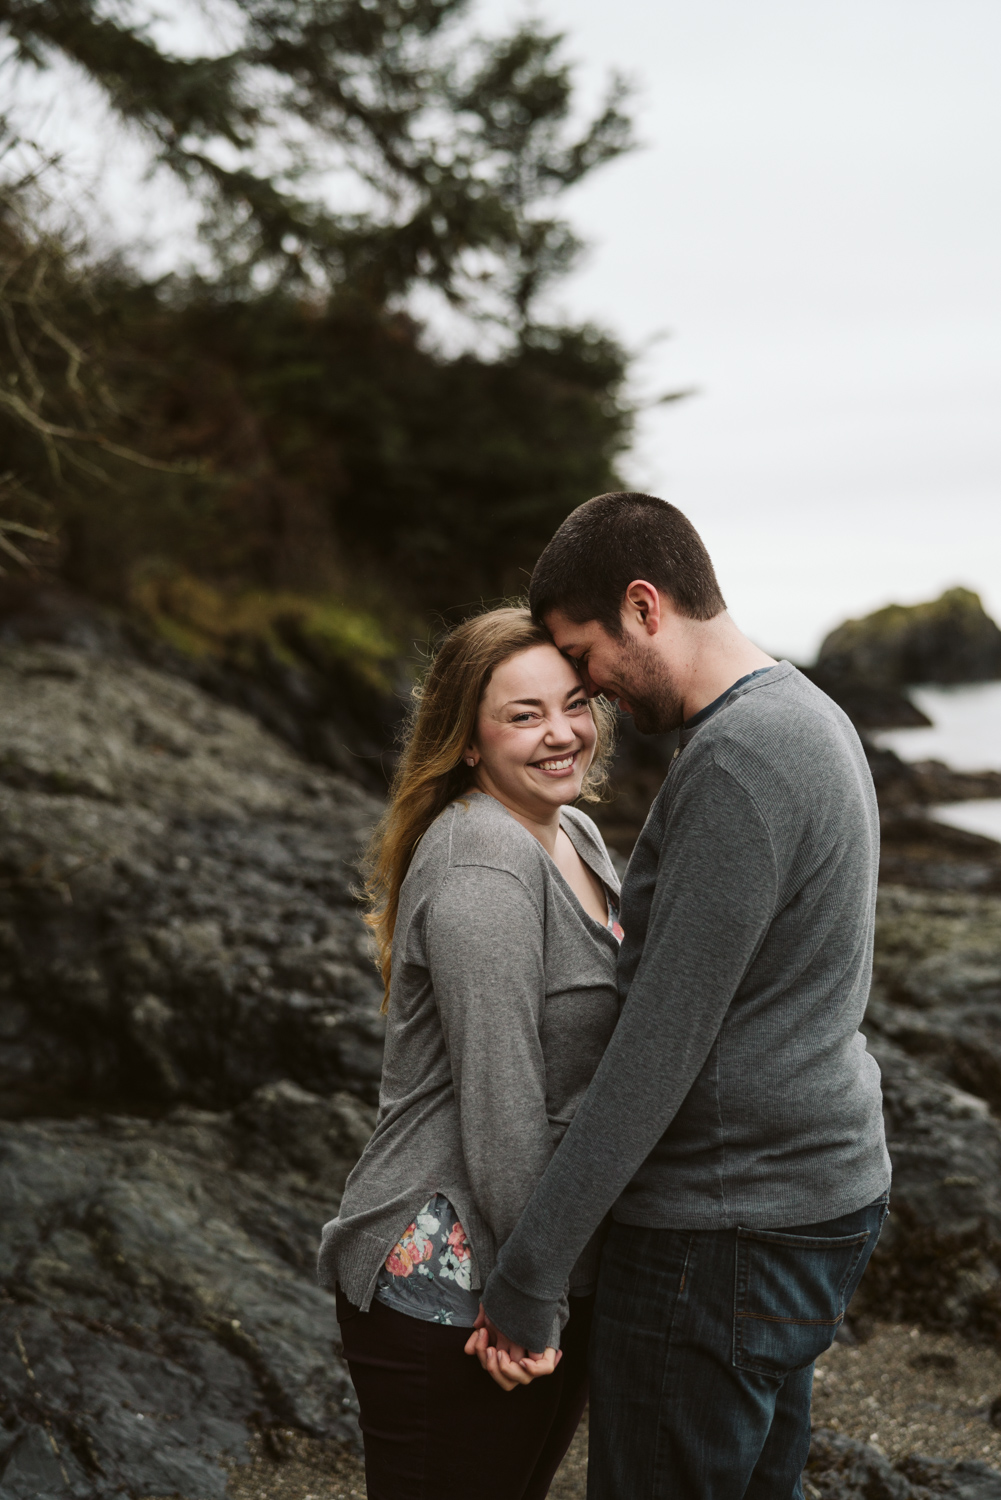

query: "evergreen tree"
(0, 0), (631, 321)
(0, 1), (644, 616)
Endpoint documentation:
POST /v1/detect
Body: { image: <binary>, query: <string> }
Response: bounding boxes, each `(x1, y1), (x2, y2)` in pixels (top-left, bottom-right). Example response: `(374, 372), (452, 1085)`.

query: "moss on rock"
(817, 588), (1001, 687)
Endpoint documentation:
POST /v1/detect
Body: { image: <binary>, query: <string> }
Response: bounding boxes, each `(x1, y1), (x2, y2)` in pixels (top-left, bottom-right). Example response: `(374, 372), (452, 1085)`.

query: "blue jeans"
(587, 1193), (888, 1500)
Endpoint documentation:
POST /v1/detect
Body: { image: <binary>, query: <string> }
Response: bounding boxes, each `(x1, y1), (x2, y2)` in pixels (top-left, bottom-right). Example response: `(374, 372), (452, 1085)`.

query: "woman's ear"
(463, 744), (478, 768)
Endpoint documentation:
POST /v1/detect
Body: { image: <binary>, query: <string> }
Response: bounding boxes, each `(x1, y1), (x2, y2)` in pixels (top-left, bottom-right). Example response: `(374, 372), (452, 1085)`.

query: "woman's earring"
(465, 757), (475, 767)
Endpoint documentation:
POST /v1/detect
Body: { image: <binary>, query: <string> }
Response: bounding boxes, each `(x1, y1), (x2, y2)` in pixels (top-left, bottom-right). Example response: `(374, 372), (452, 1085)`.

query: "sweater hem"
(317, 1225), (391, 1312)
(611, 1160), (892, 1233)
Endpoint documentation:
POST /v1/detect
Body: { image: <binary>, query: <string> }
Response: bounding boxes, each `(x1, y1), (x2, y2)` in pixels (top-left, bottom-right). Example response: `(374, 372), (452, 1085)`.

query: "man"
(474, 492), (890, 1498)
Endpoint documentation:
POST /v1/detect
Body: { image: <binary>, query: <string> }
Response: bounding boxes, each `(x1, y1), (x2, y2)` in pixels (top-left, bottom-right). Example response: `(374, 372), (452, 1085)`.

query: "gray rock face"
(0, 643), (385, 1496)
(0, 643), (385, 1115)
(0, 577), (405, 796)
(807, 1429), (1001, 1497)
(6, 635), (1001, 1494)
(871, 890), (1001, 1118)
(0, 1095), (372, 1500)
(855, 890), (1001, 1337)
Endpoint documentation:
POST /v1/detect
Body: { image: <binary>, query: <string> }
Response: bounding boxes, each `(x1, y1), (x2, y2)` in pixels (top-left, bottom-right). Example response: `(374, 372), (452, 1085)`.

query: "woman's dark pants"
(587, 1195), (888, 1500)
(336, 1288), (593, 1499)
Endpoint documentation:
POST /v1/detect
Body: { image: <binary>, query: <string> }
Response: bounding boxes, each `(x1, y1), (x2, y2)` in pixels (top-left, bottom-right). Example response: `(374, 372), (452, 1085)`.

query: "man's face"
(544, 608), (686, 735)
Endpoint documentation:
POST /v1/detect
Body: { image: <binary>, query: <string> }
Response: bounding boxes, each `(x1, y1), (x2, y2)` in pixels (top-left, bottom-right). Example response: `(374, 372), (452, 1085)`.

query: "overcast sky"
(481, 0), (1001, 658)
(9, 0), (1000, 660)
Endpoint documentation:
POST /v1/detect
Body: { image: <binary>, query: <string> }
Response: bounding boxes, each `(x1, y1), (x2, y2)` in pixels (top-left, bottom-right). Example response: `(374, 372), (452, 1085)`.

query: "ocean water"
(875, 682), (1001, 772)
(932, 800), (1001, 842)
(873, 681), (1001, 843)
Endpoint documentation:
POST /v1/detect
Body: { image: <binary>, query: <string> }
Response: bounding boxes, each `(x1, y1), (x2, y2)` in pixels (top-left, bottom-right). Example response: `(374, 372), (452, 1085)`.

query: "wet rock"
(869, 750), (1001, 814)
(232, 1079), (376, 1181)
(0, 642), (385, 1115)
(857, 1039), (1001, 1335)
(0, 1104), (368, 1500)
(807, 1428), (1001, 1497)
(879, 816), (1001, 895)
(853, 890), (1001, 1335)
(865, 746), (1001, 894)
(802, 671), (932, 731)
(0, 577), (405, 795)
(870, 889), (1001, 1109)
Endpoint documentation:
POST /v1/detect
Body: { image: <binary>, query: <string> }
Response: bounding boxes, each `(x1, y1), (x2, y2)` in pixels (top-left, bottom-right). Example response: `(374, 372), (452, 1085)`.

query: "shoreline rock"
(0, 642), (385, 1117)
(807, 1427), (1001, 1497)
(0, 1098), (370, 1500)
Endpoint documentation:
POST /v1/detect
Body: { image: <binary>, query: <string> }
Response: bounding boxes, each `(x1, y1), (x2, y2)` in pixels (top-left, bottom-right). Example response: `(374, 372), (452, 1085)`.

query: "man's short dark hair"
(529, 492), (726, 635)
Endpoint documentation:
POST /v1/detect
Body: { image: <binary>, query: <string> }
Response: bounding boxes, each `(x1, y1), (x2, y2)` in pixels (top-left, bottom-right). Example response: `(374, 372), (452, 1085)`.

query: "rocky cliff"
(0, 640), (384, 1499)
(3, 617), (1001, 1498)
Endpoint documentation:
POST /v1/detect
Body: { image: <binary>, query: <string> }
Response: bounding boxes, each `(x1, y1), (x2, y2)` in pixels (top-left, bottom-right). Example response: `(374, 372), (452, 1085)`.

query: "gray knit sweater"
(317, 792), (621, 1337)
(483, 662), (892, 1351)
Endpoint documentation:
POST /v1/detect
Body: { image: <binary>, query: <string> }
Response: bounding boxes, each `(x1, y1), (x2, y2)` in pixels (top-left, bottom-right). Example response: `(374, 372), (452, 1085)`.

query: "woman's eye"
(568, 698), (588, 711)
(512, 712), (536, 723)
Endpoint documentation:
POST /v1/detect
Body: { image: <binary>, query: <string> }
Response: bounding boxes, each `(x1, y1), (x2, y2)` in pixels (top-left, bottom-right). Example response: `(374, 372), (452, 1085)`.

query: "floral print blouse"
(373, 1192), (480, 1326)
(374, 899), (623, 1328)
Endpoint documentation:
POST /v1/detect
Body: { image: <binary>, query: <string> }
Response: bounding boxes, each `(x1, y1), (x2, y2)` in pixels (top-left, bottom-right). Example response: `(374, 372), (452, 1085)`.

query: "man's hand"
(463, 1304), (561, 1391)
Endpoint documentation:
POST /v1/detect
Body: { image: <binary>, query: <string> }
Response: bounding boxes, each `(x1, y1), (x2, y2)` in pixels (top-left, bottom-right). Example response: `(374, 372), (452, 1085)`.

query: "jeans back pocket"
(733, 1226), (871, 1379)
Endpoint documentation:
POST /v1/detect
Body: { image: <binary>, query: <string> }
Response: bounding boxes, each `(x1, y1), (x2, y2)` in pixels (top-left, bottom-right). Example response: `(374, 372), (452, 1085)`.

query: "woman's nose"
(545, 715), (576, 745)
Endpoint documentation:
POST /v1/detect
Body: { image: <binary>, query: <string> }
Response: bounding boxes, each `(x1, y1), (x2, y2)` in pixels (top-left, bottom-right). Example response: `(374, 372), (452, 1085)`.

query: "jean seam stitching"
(420, 1317), (430, 1498)
(650, 1233), (693, 1500)
(733, 1219), (877, 1373)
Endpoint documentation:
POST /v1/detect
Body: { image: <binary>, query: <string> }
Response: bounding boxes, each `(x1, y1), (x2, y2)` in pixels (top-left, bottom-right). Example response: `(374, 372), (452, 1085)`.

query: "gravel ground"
(224, 1323), (1001, 1498)
(813, 1321), (1001, 1464)
(223, 1418), (590, 1500)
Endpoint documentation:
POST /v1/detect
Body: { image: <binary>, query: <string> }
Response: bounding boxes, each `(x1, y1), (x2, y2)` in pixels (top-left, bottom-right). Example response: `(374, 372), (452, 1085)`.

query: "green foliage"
(60, 278), (632, 611)
(129, 565), (401, 689)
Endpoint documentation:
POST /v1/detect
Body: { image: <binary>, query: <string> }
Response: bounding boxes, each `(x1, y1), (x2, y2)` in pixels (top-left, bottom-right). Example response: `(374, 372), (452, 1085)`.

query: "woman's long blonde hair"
(364, 606), (616, 1009)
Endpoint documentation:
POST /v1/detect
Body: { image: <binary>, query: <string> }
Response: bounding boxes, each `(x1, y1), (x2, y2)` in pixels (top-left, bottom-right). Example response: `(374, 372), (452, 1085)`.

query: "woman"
(318, 606), (624, 1498)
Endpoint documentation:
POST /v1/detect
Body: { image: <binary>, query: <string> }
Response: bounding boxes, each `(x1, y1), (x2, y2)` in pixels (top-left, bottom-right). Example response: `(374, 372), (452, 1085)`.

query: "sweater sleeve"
(482, 758), (779, 1350)
(425, 864), (557, 1264)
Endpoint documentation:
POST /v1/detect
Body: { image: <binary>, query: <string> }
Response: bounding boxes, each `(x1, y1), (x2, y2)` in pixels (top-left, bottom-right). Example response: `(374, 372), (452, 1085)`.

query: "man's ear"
(622, 581), (663, 636)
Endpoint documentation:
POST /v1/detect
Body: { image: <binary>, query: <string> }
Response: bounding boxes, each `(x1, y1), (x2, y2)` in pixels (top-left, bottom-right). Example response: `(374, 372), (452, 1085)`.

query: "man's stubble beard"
(613, 634), (686, 735)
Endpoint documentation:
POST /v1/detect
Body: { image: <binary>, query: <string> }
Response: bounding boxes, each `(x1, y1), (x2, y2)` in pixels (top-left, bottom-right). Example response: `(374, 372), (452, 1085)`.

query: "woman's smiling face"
(469, 642), (597, 818)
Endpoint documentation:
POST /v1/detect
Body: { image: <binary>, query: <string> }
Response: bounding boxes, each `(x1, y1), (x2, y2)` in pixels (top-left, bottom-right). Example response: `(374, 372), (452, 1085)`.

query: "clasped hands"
(463, 1305), (561, 1392)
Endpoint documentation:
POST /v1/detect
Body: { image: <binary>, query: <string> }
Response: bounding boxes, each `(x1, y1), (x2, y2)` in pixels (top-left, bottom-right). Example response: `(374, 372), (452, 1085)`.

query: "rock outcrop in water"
(817, 588), (1001, 693)
(801, 587), (1001, 734)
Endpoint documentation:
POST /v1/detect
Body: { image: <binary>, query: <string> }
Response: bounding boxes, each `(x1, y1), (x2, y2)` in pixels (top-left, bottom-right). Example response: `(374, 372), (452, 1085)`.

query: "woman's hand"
(463, 1305), (562, 1391)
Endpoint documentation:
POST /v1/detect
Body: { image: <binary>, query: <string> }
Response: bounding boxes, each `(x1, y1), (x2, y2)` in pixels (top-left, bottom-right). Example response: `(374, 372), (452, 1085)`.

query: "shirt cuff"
(482, 1265), (563, 1353)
